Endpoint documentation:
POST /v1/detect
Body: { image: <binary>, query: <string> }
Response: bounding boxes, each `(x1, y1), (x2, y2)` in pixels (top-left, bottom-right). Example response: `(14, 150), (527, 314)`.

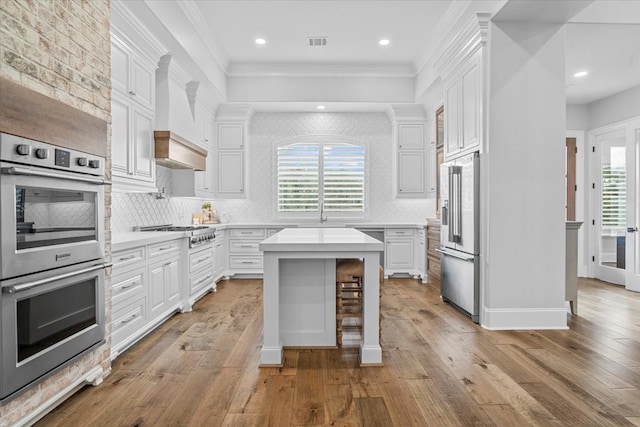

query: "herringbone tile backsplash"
(112, 112), (432, 232)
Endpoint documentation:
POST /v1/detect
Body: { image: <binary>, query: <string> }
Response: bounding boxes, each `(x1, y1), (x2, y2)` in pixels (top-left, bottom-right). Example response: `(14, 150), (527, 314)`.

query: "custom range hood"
(154, 130), (207, 171)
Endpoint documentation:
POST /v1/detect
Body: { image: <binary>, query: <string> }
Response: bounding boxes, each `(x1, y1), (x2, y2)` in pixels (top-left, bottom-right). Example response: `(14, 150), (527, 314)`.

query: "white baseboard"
(481, 307), (568, 330)
(15, 366), (104, 427)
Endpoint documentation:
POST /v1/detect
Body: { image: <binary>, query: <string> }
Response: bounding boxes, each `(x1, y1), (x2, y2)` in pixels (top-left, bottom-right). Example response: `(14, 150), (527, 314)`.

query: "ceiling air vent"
(308, 36), (328, 47)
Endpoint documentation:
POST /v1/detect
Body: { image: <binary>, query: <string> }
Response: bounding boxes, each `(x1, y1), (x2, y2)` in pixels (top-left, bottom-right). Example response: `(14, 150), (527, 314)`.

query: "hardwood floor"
(38, 277), (640, 426)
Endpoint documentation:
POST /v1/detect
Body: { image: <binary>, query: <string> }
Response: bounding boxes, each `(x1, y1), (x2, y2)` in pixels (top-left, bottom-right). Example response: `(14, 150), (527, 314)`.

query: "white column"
(481, 21), (567, 329)
(360, 252), (382, 365)
(260, 252), (283, 365)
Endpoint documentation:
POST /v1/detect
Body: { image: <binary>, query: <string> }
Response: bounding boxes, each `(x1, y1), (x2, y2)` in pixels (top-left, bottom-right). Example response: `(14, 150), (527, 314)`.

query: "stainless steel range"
(135, 224), (216, 248)
(0, 133), (108, 403)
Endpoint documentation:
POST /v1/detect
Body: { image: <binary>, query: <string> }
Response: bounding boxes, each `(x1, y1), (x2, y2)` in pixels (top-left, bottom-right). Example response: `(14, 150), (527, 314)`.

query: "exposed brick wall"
(0, 0), (112, 424)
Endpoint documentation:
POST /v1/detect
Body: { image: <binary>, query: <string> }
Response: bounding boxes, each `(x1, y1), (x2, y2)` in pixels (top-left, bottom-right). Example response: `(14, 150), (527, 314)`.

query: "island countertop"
(259, 227), (383, 253)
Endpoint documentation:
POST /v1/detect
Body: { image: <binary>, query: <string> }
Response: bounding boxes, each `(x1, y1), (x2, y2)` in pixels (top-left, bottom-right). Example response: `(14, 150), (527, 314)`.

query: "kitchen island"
(259, 228), (384, 366)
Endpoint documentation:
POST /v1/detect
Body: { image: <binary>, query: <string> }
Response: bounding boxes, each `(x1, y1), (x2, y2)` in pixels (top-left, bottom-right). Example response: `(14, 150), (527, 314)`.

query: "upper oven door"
(0, 163), (105, 280)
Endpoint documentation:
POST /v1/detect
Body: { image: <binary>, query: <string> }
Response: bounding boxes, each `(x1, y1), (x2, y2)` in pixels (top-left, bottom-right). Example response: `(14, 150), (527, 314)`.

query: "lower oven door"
(0, 261), (106, 402)
(0, 162), (105, 280)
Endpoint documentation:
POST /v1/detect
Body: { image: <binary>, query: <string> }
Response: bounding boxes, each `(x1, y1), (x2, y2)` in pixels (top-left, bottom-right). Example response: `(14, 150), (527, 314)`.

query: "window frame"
(273, 135), (369, 221)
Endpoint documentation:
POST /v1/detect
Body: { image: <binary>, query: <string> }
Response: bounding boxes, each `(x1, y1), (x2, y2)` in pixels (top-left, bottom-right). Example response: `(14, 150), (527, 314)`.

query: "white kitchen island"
(259, 228), (384, 366)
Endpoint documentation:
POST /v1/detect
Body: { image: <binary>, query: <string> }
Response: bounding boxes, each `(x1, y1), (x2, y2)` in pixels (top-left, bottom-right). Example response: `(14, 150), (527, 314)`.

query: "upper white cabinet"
(435, 13), (489, 161)
(110, 32), (158, 191)
(390, 106), (428, 199)
(214, 105), (252, 199)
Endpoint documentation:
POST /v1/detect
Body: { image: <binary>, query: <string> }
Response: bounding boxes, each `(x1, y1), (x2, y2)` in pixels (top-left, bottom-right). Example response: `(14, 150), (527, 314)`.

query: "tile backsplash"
(112, 112), (433, 232)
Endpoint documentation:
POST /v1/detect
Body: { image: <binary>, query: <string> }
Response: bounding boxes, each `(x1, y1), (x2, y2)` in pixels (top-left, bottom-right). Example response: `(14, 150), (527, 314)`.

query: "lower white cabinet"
(228, 228), (265, 275)
(148, 255), (181, 319)
(384, 228), (422, 278)
(110, 237), (185, 360)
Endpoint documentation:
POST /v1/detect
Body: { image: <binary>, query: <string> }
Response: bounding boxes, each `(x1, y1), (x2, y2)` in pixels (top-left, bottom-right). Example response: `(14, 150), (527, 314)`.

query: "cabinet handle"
(240, 261), (255, 264)
(194, 257), (208, 264)
(157, 246), (172, 251)
(120, 314), (137, 324)
(239, 244), (254, 248)
(120, 281), (139, 290)
(194, 274), (213, 287)
(129, 91), (136, 96)
(119, 254), (137, 261)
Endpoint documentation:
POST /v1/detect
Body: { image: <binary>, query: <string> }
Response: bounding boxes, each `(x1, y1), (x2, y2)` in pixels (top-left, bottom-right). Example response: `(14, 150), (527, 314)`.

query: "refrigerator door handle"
(435, 247), (475, 262)
(448, 166), (454, 242)
(451, 166), (462, 243)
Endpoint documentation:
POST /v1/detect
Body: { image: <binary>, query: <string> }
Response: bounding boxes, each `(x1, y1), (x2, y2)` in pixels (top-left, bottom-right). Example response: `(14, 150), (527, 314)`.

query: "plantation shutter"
(277, 141), (365, 213)
(602, 163), (626, 228)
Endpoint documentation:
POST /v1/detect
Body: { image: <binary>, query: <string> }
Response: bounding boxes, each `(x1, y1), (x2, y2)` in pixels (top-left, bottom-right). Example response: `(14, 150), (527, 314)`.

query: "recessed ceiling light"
(574, 71), (588, 78)
(379, 39), (390, 46)
(255, 38), (266, 45)
(316, 105), (326, 110)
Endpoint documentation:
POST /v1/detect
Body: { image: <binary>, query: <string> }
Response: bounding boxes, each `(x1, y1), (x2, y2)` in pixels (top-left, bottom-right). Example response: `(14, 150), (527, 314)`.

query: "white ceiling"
(142, 0), (640, 105)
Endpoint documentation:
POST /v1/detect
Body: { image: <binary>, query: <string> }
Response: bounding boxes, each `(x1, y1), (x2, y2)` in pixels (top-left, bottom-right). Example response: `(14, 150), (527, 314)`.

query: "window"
(277, 141), (365, 213)
(601, 146), (626, 228)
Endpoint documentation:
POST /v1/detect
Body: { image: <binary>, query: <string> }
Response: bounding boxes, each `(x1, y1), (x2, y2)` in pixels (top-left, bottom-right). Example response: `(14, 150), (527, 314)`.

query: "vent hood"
(154, 130), (207, 171)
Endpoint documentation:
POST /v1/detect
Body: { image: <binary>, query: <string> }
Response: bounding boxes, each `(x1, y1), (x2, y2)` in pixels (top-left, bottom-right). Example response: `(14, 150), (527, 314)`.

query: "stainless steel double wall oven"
(0, 132), (109, 402)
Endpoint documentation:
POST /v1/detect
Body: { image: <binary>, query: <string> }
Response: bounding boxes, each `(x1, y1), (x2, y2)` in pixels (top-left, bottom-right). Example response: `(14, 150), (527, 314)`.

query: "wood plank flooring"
(37, 277), (640, 426)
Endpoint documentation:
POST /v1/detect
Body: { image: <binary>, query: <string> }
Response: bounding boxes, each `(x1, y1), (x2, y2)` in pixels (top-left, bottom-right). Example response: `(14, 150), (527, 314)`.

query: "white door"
(593, 128), (626, 285)
(625, 120), (640, 292)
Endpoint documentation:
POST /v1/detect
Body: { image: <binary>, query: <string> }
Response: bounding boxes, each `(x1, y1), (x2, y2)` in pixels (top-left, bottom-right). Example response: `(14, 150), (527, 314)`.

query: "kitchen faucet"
(320, 201), (327, 223)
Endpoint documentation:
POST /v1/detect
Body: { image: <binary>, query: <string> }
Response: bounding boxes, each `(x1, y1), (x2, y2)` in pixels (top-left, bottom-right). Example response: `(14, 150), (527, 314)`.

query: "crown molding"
(177, 0), (230, 70)
(226, 62), (416, 78)
(388, 104), (427, 123)
(434, 12), (491, 80)
(111, 0), (167, 66)
(215, 104), (254, 122)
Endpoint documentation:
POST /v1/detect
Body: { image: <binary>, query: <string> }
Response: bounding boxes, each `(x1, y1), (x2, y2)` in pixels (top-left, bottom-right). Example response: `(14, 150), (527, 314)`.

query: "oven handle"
(2, 262), (112, 294)
(1, 166), (112, 185)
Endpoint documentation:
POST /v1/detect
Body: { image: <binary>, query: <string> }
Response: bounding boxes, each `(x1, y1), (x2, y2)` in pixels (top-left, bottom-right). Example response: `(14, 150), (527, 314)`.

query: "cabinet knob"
(129, 91), (136, 96)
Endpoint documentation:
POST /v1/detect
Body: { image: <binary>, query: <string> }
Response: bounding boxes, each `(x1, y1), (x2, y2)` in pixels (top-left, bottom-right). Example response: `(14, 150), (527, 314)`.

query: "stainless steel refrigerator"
(438, 151), (480, 323)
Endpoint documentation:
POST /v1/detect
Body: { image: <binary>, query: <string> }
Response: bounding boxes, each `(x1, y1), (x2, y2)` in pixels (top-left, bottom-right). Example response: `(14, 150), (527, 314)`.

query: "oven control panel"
(0, 132), (105, 176)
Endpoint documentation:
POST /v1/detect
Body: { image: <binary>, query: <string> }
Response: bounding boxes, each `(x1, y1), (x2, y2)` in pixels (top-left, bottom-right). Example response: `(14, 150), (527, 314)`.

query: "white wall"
(588, 84), (640, 130)
(566, 104), (589, 130)
(482, 21), (567, 329)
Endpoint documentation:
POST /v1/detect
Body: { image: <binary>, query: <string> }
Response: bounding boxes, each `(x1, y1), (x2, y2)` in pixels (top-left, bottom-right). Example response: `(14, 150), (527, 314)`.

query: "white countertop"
(259, 227), (383, 253)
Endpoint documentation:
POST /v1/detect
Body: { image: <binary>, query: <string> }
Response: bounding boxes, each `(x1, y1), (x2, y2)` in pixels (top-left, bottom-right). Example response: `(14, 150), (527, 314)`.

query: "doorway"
(591, 120), (640, 292)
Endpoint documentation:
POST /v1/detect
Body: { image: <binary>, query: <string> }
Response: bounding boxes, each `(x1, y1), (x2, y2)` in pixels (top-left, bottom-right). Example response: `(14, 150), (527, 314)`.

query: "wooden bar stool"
(336, 259), (384, 346)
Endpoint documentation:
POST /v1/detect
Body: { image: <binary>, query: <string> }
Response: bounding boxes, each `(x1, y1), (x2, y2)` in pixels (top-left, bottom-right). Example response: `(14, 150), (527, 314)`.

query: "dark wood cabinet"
(426, 220), (441, 280)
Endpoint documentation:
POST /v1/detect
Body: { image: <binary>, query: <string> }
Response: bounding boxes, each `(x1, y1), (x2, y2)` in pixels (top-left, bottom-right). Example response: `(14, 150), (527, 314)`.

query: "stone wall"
(0, 0), (112, 424)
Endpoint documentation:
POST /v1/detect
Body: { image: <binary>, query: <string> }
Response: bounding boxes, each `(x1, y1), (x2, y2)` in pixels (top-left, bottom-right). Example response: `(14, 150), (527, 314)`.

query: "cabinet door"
(426, 141), (437, 198)
(111, 94), (131, 177)
(131, 56), (154, 110)
(397, 151), (425, 197)
(132, 108), (154, 181)
(461, 56), (480, 151)
(218, 123), (244, 149)
(165, 259), (181, 305)
(217, 150), (245, 197)
(215, 239), (227, 277)
(148, 261), (166, 318)
(195, 143), (215, 196)
(398, 124), (425, 150)
(111, 40), (129, 95)
(444, 81), (460, 157)
(386, 239), (414, 270)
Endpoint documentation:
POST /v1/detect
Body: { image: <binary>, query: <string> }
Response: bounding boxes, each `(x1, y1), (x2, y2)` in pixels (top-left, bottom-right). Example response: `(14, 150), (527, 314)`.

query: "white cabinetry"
(426, 139), (437, 198)
(416, 227), (426, 282)
(391, 106), (428, 199)
(214, 105), (252, 199)
(110, 33), (157, 192)
(228, 228), (265, 274)
(385, 228), (415, 275)
(213, 229), (228, 280)
(434, 14), (487, 161)
(110, 237), (185, 360)
(147, 240), (182, 319)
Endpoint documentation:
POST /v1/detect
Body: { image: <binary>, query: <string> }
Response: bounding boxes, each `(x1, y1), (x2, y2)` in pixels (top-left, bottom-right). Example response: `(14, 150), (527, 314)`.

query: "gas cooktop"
(134, 224), (211, 232)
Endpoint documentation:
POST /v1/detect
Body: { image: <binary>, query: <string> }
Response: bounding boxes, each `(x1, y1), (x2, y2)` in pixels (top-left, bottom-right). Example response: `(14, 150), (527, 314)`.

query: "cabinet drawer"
(149, 239), (182, 258)
(230, 256), (263, 270)
(417, 228), (426, 238)
(230, 229), (265, 238)
(386, 228), (414, 237)
(112, 246), (145, 270)
(190, 268), (216, 295)
(112, 296), (147, 345)
(111, 267), (146, 306)
(229, 240), (261, 254)
(190, 246), (214, 272)
(215, 229), (227, 238)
